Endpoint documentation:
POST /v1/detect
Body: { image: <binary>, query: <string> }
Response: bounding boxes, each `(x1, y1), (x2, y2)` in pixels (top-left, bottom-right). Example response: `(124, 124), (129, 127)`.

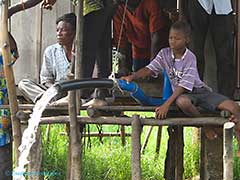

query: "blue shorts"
(184, 87), (229, 112)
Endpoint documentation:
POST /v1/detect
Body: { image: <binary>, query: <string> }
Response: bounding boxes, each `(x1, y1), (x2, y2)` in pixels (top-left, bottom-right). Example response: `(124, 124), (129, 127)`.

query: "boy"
(121, 21), (240, 157)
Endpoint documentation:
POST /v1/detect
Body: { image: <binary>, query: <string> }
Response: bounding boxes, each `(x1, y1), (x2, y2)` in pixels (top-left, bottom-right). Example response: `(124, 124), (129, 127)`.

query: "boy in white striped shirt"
(122, 21), (240, 157)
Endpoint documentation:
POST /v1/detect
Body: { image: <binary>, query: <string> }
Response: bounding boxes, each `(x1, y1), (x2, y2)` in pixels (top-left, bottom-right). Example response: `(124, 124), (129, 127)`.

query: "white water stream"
(13, 86), (59, 180)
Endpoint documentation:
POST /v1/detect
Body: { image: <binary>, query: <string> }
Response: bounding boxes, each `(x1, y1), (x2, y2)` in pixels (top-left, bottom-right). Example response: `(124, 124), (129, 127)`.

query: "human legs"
(176, 94), (218, 139)
(187, 0), (209, 80)
(210, 13), (235, 98)
(18, 79), (47, 103)
(81, 10), (106, 99)
(95, 2), (113, 100)
(217, 100), (240, 157)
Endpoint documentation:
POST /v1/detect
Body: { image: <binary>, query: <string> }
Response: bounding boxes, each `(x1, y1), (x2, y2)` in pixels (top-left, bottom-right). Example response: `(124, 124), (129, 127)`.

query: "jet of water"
(13, 85), (59, 180)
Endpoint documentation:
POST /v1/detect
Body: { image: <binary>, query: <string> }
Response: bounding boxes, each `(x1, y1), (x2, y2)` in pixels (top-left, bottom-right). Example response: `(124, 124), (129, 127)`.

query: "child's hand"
(121, 74), (135, 83)
(155, 103), (170, 119)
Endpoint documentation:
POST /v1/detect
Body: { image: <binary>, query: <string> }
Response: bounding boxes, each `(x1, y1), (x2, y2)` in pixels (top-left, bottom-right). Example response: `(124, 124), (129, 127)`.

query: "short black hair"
(56, 13), (76, 31)
(171, 20), (191, 37)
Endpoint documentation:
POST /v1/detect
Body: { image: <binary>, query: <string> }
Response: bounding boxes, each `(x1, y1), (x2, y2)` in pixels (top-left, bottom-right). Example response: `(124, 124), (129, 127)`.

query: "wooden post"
(68, 74), (81, 180)
(0, 0), (21, 160)
(34, 6), (43, 83)
(164, 126), (176, 180)
(120, 125), (126, 147)
(223, 122), (234, 180)
(175, 126), (184, 180)
(200, 128), (207, 180)
(131, 114), (142, 180)
(75, 0), (83, 109)
(155, 126), (162, 159)
(235, 0), (240, 88)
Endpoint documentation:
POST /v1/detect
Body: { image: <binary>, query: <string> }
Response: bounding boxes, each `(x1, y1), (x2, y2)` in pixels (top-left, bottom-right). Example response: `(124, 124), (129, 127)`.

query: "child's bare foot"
(204, 127), (218, 140)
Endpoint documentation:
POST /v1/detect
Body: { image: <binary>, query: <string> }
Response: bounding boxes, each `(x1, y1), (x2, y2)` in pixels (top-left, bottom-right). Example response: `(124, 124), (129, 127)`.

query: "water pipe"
(56, 71), (173, 106)
(56, 78), (114, 92)
(118, 71), (173, 106)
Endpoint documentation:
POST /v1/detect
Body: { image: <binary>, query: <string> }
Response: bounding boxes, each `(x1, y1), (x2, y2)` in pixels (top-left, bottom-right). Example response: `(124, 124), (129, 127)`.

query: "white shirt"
(40, 43), (71, 84)
(198, 0), (232, 15)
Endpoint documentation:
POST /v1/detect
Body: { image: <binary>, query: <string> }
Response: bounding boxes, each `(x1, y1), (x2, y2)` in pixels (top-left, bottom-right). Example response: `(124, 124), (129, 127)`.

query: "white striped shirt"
(40, 43), (70, 85)
(146, 48), (205, 91)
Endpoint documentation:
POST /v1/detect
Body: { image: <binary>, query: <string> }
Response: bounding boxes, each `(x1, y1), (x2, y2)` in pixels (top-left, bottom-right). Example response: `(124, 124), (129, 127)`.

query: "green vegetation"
(40, 112), (240, 180)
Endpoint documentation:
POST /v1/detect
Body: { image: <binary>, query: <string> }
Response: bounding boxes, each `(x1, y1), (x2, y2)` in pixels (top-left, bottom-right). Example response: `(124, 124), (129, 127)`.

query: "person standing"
(113, 0), (169, 75)
(185, 0), (235, 98)
(80, 0), (114, 105)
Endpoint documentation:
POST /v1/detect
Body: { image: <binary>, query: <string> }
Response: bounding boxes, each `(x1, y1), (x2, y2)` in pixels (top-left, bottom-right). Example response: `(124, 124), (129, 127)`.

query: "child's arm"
(121, 67), (154, 82)
(155, 86), (186, 119)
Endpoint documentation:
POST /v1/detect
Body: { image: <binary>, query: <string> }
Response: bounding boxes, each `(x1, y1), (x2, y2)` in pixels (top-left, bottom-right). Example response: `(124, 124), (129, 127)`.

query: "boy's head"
(169, 21), (191, 51)
(56, 13), (76, 46)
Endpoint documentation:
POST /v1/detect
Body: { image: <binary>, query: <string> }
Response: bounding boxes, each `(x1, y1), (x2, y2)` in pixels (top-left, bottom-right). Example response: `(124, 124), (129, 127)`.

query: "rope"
(109, 0), (129, 80)
(109, 0), (129, 94)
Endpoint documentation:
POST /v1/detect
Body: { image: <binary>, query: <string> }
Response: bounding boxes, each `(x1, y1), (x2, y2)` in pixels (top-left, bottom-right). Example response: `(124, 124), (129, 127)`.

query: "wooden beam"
(21, 116), (229, 126)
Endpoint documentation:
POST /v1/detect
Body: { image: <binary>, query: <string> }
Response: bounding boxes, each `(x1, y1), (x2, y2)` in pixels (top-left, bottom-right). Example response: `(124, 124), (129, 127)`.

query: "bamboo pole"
(131, 114), (142, 180)
(0, 0), (21, 160)
(223, 122), (235, 180)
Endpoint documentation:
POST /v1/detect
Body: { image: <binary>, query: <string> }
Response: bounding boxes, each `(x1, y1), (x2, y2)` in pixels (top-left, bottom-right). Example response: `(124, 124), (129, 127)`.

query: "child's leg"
(176, 95), (218, 140)
(217, 100), (240, 157)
